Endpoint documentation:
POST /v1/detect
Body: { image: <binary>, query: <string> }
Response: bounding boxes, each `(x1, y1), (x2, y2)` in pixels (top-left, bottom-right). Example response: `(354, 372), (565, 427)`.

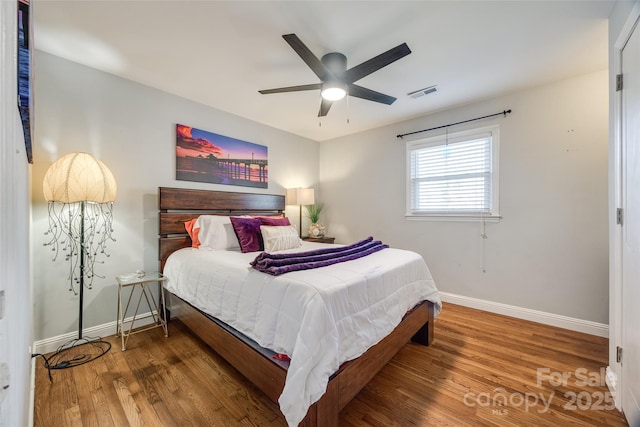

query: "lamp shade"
(43, 152), (117, 203)
(287, 188), (315, 206)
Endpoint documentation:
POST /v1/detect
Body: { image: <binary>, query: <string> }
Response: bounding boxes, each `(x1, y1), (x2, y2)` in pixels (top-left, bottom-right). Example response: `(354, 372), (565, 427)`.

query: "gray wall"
(319, 70), (609, 323)
(31, 51), (320, 341)
(31, 50), (609, 342)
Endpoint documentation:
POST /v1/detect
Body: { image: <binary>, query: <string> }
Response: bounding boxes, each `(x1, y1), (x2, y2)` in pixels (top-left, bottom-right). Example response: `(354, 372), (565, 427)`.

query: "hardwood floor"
(34, 303), (629, 426)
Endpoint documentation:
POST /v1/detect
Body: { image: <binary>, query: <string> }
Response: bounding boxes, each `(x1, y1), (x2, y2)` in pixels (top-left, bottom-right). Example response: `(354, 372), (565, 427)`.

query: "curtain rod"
(396, 109), (512, 139)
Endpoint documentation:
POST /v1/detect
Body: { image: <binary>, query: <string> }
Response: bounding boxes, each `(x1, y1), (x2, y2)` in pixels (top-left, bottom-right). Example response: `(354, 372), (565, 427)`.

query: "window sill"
(405, 214), (501, 223)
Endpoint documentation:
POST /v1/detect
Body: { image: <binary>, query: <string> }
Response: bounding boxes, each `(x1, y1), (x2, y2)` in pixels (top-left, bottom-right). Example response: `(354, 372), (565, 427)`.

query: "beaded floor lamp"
(37, 153), (116, 378)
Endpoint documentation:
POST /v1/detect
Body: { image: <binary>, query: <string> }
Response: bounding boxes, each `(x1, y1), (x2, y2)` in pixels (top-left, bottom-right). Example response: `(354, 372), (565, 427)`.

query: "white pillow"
(260, 225), (301, 252)
(194, 215), (240, 250)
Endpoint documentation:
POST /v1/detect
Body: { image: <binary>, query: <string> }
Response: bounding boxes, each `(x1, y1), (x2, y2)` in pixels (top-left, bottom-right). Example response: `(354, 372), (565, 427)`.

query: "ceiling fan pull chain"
(347, 95), (350, 124)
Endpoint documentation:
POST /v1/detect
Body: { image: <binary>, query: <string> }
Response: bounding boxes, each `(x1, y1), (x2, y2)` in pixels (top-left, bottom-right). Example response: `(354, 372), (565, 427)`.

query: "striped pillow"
(260, 225), (301, 252)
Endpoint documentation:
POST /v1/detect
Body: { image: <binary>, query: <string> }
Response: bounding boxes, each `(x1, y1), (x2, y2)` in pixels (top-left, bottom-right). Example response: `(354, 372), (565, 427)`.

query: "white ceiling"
(33, 1), (614, 142)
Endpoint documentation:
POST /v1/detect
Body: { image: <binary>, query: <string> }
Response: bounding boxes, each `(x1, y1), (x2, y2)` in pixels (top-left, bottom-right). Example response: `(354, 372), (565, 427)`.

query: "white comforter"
(163, 242), (441, 426)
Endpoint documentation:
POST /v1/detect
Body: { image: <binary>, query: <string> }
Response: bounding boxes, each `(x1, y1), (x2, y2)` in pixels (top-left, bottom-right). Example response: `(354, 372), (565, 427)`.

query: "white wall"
(0, 1), (33, 425)
(319, 70), (609, 324)
(31, 51), (319, 342)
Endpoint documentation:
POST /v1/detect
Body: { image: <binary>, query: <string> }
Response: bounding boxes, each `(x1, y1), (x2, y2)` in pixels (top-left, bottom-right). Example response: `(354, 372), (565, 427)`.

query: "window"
(406, 125), (500, 220)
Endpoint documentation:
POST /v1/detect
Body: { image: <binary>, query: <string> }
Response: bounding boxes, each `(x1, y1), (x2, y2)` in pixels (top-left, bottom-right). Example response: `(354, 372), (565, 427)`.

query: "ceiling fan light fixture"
(259, 34), (411, 116)
(321, 82), (347, 101)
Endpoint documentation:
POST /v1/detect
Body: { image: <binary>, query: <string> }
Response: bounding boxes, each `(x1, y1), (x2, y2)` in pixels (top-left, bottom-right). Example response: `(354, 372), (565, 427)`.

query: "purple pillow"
(230, 217), (263, 253)
(259, 216), (291, 226)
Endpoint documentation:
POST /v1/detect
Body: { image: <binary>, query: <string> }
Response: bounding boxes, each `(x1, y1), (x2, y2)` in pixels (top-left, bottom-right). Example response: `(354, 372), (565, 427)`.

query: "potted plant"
(305, 203), (326, 238)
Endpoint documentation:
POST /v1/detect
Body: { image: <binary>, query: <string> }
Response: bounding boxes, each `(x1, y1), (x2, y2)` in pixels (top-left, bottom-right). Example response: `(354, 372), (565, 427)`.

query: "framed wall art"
(17, 0), (33, 163)
(176, 124), (268, 189)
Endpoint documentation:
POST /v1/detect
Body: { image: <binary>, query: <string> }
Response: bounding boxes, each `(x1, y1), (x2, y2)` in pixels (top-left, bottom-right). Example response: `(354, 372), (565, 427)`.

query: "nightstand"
(302, 236), (335, 244)
(116, 271), (168, 351)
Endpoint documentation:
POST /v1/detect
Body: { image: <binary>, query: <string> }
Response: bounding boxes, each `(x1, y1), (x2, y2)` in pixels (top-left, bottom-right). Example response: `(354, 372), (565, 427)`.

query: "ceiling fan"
(259, 34), (411, 117)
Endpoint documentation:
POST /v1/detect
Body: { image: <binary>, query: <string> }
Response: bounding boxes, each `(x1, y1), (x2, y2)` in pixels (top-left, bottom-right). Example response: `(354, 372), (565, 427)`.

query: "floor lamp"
(39, 153), (116, 376)
(286, 188), (314, 238)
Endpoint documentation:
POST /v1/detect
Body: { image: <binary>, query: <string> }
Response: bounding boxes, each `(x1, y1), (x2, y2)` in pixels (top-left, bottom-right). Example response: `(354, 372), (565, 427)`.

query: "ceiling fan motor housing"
(321, 52), (347, 76)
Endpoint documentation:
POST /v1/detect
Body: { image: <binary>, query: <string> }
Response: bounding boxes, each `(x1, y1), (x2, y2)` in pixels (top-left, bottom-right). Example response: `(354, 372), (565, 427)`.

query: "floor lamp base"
(32, 336), (111, 382)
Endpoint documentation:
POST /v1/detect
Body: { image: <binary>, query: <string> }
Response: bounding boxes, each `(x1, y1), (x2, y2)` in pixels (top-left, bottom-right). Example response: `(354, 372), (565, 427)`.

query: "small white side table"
(116, 272), (168, 351)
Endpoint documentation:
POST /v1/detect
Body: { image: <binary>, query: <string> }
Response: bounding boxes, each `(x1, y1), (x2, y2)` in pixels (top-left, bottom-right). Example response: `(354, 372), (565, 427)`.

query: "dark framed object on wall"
(17, 0), (33, 163)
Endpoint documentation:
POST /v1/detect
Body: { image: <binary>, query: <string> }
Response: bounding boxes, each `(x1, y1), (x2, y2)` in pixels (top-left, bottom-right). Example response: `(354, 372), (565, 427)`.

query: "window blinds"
(409, 132), (492, 214)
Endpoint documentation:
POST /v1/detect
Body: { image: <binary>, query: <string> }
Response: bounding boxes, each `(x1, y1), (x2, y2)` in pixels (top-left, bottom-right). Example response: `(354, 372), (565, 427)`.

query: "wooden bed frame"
(158, 186), (435, 426)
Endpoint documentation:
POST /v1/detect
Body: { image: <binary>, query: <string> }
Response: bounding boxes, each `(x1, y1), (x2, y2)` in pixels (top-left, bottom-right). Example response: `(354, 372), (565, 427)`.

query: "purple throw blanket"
(251, 236), (388, 276)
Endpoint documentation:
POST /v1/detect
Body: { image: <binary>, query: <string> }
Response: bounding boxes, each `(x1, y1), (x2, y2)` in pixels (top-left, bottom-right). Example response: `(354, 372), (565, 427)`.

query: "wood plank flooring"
(34, 303), (629, 426)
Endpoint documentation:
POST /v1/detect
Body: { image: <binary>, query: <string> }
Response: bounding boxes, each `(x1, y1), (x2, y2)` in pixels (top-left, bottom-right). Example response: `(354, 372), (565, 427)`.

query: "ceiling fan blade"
(282, 34), (335, 81)
(343, 43), (411, 83)
(259, 83), (322, 94)
(348, 84), (397, 105)
(318, 98), (333, 117)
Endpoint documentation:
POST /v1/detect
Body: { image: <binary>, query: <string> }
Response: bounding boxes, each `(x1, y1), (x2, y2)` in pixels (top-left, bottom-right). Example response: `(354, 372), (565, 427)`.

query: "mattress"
(163, 241), (441, 426)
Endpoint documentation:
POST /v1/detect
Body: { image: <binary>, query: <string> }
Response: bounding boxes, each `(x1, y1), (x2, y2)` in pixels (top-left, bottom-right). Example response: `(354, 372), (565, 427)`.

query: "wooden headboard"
(158, 187), (285, 270)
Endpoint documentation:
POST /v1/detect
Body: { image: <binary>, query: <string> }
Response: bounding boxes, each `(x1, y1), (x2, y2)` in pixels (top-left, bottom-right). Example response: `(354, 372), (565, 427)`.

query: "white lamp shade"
(287, 188), (315, 206)
(43, 152), (117, 203)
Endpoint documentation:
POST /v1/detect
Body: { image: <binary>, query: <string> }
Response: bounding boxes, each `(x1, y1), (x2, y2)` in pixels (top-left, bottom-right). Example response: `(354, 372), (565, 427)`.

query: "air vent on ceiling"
(408, 85), (438, 99)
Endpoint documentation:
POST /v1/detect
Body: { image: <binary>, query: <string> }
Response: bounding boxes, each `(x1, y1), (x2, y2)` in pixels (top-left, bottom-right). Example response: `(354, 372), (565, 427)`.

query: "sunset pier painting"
(176, 124), (268, 188)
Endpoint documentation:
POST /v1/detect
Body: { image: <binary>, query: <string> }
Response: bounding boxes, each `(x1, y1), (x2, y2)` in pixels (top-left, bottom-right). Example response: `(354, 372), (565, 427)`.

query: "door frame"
(0, 1), (33, 425)
(609, 0), (640, 413)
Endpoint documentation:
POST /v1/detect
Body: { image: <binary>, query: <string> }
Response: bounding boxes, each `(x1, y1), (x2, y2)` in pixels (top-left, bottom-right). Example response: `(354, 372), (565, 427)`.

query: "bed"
(158, 187), (441, 426)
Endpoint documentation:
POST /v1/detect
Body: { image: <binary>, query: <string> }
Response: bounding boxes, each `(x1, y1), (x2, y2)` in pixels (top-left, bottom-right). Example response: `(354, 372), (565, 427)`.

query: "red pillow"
(230, 217), (263, 253)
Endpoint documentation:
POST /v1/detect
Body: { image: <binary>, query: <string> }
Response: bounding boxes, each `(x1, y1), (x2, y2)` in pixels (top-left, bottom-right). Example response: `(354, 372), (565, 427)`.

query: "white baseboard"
(35, 294), (608, 351)
(439, 292), (609, 338)
(32, 311), (157, 354)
